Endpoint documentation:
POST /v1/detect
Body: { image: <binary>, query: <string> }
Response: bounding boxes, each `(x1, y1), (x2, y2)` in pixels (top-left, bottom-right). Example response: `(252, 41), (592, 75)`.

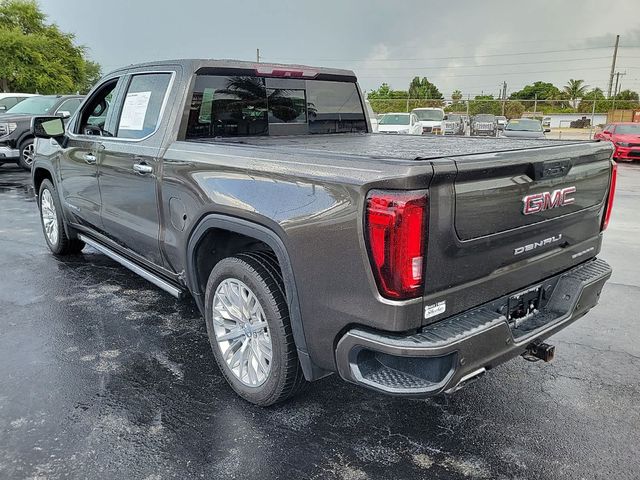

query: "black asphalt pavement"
(1, 163), (639, 480)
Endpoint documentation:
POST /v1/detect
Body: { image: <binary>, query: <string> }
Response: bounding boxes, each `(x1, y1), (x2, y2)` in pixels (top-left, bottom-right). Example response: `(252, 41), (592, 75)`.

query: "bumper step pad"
(336, 258), (612, 396)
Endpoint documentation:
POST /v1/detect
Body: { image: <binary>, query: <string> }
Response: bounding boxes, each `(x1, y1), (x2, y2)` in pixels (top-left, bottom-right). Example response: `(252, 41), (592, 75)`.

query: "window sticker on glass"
(119, 91), (152, 131)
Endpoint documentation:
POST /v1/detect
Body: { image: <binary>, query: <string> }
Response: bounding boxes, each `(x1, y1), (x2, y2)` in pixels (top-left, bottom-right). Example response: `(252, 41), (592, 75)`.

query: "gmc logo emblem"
(523, 186), (576, 215)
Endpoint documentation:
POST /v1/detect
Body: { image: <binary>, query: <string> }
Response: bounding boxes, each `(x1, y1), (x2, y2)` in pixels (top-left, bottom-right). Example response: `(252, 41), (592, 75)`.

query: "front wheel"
(18, 138), (35, 171)
(204, 253), (306, 406)
(38, 179), (85, 255)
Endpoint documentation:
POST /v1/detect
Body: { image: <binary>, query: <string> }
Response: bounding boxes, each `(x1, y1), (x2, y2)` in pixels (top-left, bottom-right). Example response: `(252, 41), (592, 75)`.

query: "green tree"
(504, 101), (525, 119)
(615, 89), (639, 102)
(451, 89), (463, 102)
(408, 76), (443, 100)
(368, 82), (410, 99)
(563, 79), (588, 106)
(468, 95), (501, 115)
(0, 0), (101, 93)
(582, 87), (605, 101)
(368, 83), (409, 113)
(509, 81), (561, 100)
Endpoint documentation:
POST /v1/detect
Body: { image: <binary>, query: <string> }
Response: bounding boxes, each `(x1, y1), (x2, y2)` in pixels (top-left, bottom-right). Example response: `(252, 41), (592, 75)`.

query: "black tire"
(38, 179), (85, 255)
(18, 137), (35, 171)
(204, 253), (306, 406)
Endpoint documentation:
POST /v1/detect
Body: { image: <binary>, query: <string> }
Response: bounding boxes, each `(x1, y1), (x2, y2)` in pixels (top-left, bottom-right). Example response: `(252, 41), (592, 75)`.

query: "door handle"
(83, 153), (97, 164)
(133, 162), (153, 175)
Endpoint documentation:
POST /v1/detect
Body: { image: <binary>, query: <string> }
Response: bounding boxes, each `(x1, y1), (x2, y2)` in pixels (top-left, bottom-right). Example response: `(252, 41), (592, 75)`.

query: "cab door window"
(76, 79), (120, 137)
(116, 73), (172, 139)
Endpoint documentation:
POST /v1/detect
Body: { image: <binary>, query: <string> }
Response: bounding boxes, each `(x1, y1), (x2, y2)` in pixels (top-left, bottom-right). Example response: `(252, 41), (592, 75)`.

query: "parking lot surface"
(1, 162), (639, 480)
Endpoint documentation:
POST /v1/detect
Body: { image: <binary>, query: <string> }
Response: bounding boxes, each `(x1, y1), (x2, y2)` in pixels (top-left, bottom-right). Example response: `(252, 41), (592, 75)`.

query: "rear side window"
(184, 74), (366, 139)
(306, 80), (366, 134)
(187, 75), (268, 138)
(117, 73), (172, 139)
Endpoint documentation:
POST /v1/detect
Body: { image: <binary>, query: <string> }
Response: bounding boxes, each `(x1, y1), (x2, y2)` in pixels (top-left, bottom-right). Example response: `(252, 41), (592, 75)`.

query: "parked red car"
(594, 122), (640, 161)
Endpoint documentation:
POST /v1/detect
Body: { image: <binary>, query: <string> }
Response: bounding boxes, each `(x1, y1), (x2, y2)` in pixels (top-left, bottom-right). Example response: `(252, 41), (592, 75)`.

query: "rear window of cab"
(184, 75), (367, 138)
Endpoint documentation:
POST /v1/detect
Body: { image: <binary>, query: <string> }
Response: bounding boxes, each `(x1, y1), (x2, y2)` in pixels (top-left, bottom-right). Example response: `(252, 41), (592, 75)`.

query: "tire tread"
(205, 252), (307, 406)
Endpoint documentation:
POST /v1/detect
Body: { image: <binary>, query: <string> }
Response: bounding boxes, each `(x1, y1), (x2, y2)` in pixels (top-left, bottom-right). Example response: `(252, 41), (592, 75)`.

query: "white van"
(411, 107), (445, 134)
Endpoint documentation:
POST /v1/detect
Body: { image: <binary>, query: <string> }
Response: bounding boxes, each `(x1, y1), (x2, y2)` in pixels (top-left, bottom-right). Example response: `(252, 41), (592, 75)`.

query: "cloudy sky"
(39, 0), (640, 97)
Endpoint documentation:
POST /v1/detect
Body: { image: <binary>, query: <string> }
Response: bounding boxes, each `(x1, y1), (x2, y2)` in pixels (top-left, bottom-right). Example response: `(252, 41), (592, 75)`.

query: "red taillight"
(365, 190), (427, 299)
(602, 162), (618, 231)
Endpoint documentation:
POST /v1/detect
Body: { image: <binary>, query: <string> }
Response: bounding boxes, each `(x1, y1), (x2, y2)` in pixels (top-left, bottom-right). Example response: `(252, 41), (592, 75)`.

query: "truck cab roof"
(109, 59), (357, 82)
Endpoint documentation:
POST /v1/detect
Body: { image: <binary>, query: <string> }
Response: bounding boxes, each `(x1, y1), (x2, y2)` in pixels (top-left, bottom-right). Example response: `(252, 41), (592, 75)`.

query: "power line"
(267, 44), (640, 63)
(353, 56), (611, 71)
(404, 34), (620, 49)
(355, 66), (611, 79)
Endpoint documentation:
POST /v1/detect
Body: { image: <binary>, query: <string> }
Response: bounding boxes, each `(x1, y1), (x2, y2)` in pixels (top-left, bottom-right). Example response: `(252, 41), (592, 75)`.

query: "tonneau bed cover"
(207, 134), (585, 160)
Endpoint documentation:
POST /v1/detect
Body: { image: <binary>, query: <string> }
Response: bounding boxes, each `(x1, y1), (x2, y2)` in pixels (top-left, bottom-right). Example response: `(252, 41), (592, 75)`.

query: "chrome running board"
(77, 234), (183, 298)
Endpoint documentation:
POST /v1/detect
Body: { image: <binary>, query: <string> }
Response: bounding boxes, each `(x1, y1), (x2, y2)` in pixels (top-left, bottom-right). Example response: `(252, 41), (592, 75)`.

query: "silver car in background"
(470, 114), (498, 137)
(503, 118), (550, 138)
(443, 114), (465, 135)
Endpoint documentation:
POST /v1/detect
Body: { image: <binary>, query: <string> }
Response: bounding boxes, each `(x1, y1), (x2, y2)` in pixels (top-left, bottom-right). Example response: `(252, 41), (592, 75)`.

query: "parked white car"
(378, 113), (422, 135)
(0, 93), (38, 113)
(365, 100), (379, 133)
(411, 107), (445, 134)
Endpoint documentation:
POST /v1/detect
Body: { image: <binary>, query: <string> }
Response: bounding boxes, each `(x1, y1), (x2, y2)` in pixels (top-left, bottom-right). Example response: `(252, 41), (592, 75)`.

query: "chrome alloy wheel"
(22, 142), (35, 166)
(212, 278), (273, 387)
(40, 189), (59, 246)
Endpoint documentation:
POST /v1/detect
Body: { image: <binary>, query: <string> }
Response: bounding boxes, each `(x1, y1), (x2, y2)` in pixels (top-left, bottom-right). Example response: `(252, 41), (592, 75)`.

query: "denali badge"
(514, 234), (563, 255)
(522, 186), (576, 215)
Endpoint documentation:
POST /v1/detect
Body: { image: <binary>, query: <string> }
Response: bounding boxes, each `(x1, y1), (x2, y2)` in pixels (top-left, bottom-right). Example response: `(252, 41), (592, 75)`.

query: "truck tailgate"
(454, 144), (611, 240)
(422, 141), (614, 325)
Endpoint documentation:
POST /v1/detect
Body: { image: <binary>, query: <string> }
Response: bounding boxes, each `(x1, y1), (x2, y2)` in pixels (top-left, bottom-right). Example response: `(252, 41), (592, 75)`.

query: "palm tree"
(563, 79), (588, 105)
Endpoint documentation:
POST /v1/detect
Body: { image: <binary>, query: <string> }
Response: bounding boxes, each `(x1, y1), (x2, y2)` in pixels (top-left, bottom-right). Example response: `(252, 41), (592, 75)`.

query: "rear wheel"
(18, 138), (35, 171)
(38, 179), (85, 255)
(204, 253), (306, 406)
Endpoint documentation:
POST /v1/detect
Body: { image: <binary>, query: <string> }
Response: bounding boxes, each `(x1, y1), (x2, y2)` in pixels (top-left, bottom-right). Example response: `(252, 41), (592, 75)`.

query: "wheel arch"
(17, 132), (34, 150)
(186, 214), (329, 381)
(32, 165), (54, 194)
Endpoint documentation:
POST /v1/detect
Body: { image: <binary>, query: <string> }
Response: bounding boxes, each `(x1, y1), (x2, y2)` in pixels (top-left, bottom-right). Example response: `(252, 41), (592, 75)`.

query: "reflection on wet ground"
(1, 164), (639, 479)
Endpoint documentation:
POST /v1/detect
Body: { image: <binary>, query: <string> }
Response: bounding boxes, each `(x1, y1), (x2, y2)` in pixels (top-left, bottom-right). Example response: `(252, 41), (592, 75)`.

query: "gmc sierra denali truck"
(30, 59), (616, 406)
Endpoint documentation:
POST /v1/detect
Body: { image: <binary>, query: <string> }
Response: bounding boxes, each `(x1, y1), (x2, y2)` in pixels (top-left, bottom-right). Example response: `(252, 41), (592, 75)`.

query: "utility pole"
(611, 71), (626, 115)
(501, 81), (507, 115)
(590, 98), (597, 140)
(533, 93), (538, 115)
(256, 48), (261, 63)
(615, 71), (626, 95)
(607, 35), (620, 98)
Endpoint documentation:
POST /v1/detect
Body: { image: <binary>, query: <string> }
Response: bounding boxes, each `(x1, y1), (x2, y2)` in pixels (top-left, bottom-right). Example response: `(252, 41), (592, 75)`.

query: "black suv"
(0, 95), (83, 170)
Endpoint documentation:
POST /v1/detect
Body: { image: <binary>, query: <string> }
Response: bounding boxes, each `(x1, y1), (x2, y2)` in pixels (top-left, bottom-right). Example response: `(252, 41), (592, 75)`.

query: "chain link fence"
(368, 98), (639, 123)
(367, 98), (640, 139)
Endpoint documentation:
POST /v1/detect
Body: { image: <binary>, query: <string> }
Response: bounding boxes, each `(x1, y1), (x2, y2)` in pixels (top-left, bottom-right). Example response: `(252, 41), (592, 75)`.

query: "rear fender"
(186, 214), (328, 381)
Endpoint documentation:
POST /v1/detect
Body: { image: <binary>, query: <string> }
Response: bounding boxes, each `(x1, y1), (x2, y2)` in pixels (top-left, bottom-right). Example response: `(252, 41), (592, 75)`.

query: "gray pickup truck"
(30, 59), (616, 406)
